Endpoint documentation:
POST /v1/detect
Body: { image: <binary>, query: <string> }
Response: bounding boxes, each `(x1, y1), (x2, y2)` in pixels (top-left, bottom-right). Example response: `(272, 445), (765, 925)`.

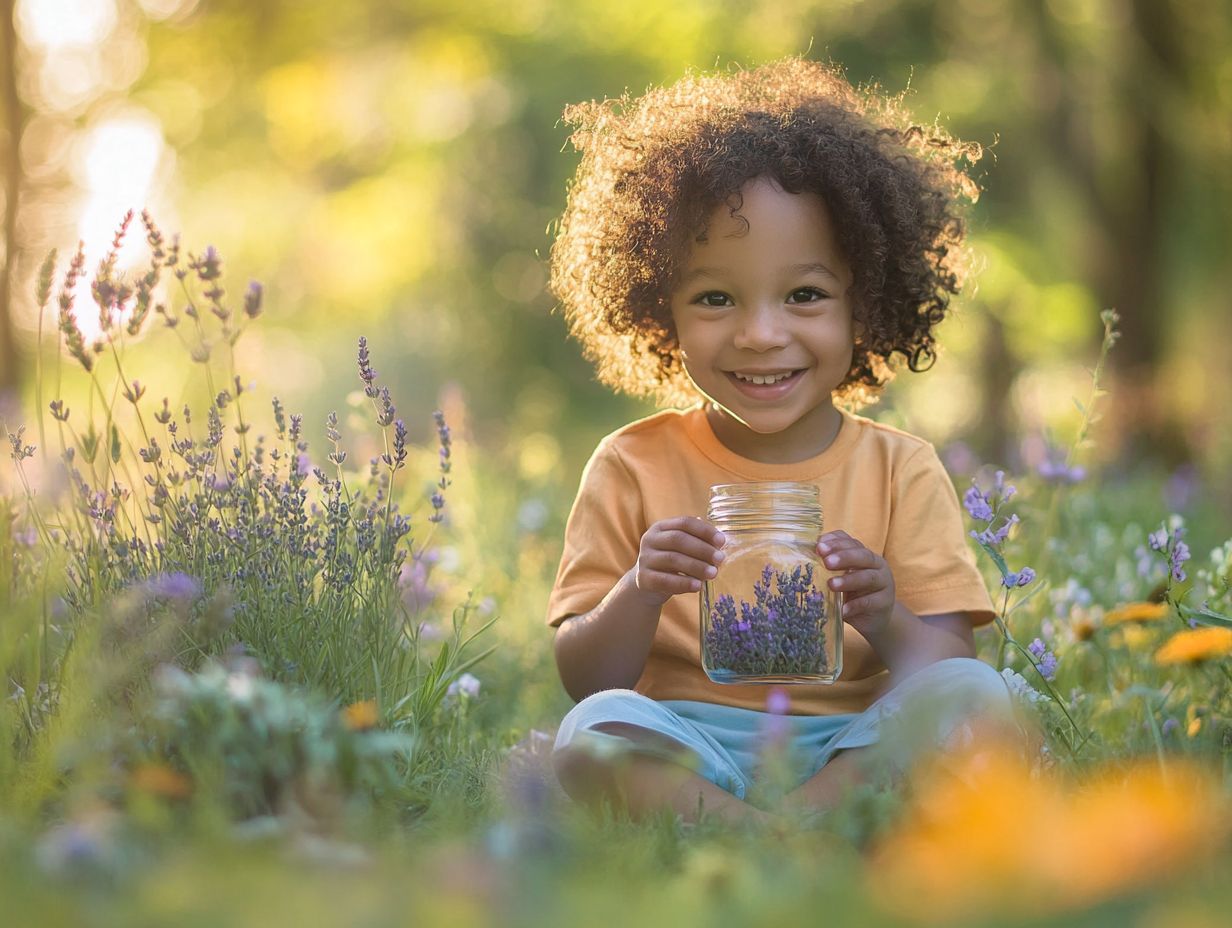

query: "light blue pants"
(554, 657), (1014, 800)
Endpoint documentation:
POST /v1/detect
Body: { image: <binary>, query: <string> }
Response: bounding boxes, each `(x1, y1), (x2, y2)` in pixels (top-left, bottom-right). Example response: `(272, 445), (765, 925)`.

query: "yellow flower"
(1119, 625), (1154, 650)
(342, 699), (379, 731)
(1103, 602), (1169, 626)
(1155, 627), (1232, 665)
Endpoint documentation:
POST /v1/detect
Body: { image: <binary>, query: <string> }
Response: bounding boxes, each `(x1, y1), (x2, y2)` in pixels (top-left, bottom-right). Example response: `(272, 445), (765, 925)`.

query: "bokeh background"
(2, 0), (1230, 616)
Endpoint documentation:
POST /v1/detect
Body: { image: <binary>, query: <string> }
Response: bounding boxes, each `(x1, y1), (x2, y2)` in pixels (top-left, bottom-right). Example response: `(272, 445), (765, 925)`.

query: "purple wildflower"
(1037, 651), (1058, 682)
(1149, 523), (1191, 583)
(144, 572), (202, 602)
(1027, 637), (1058, 681)
(357, 337), (379, 398)
(1161, 717), (1179, 736)
(243, 281), (263, 319)
(1170, 540), (1190, 583)
(963, 484), (993, 522)
(1002, 567), (1035, 588)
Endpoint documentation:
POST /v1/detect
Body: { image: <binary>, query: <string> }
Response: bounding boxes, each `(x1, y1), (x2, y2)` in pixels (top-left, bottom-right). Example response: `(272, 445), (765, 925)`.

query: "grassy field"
(2, 232), (1230, 927)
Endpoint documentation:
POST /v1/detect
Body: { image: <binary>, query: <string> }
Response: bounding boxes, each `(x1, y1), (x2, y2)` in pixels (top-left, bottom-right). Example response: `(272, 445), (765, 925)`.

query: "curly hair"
(548, 56), (983, 409)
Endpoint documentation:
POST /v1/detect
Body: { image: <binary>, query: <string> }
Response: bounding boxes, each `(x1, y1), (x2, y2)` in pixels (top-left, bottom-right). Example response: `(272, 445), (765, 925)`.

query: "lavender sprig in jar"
(701, 482), (843, 684)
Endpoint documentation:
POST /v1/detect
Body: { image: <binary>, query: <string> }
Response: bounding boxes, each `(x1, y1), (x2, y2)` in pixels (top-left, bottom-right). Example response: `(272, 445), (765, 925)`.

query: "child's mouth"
(724, 368), (805, 399)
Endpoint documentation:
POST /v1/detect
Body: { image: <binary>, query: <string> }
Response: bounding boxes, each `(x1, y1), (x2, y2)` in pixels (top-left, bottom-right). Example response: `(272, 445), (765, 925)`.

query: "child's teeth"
(737, 372), (793, 384)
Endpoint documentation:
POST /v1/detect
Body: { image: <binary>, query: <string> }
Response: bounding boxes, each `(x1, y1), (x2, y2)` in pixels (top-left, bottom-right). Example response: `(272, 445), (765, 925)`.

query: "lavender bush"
(704, 563), (828, 678)
(3, 213), (492, 753)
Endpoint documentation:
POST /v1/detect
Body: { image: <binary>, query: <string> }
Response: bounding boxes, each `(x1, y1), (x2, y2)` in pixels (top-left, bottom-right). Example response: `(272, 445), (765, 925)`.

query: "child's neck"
(704, 402), (844, 465)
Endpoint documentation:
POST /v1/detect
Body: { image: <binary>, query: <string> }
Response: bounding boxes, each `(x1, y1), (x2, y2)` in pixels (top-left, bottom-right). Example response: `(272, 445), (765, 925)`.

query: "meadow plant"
(137, 659), (415, 820)
(2, 214), (493, 768)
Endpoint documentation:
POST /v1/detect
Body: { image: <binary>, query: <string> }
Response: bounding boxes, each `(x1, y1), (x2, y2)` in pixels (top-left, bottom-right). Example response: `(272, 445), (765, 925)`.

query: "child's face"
(669, 175), (855, 462)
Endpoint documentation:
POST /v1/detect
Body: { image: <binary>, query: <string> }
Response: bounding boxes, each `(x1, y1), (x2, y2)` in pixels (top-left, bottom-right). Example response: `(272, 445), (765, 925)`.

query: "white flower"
(1000, 668), (1046, 705)
(446, 672), (481, 700)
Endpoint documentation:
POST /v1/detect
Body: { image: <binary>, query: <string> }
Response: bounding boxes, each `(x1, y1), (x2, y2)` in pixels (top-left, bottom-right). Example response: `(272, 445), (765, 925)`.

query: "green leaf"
(1181, 605), (1232, 629)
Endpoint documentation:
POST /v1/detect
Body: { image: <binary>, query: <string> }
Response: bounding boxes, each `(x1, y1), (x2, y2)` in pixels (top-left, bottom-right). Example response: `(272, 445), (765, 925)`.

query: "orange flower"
(1155, 627), (1232, 665)
(342, 699), (379, 731)
(130, 763), (193, 799)
(870, 743), (1231, 922)
(1103, 602), (1169, 626)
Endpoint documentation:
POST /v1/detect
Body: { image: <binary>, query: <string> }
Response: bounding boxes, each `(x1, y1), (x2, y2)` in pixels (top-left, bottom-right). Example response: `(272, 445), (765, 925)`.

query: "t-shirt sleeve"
(545, 438), (645, 628)
(884, 444), (996, 627)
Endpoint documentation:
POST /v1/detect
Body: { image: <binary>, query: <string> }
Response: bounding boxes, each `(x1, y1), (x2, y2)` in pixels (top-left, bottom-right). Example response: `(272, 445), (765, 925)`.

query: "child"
(544, 56), (1019, 825)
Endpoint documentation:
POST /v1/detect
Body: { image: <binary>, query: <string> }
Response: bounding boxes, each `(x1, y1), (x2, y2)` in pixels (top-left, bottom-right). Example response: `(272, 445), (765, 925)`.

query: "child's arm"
(818, 530), (977, 686)
(554, 516), (726, 702)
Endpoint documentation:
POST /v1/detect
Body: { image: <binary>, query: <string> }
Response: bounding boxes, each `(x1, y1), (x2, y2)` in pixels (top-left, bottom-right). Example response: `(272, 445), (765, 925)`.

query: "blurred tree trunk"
(0, 0), (23, 398)
(977, 312), (1014, 466)
(1031, 0), (1192, 465)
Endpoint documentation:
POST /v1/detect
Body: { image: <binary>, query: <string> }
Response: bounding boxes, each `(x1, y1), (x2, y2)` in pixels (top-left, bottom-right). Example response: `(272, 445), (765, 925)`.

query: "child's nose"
(733, 303), (790, 351)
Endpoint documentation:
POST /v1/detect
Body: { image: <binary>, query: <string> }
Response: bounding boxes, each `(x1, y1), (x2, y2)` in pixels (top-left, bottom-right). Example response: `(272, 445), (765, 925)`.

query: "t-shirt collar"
(681, 403), (862, 479)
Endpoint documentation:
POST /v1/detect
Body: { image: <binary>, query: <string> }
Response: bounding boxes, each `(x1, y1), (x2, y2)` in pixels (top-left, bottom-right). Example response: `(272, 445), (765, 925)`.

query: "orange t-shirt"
(546, 405), (996, 715)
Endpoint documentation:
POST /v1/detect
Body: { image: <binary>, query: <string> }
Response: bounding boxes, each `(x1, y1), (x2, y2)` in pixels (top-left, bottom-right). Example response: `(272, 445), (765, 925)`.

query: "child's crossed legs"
(552, 657), (1023, 825)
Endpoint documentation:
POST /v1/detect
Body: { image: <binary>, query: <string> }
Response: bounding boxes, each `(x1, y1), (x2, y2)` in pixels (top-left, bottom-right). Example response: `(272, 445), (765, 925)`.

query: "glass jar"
(700, 481), (843, 685)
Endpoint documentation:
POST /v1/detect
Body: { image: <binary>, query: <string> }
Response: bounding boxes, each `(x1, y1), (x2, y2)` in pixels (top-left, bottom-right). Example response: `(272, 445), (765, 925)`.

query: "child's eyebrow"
(679, 262), (842, 285)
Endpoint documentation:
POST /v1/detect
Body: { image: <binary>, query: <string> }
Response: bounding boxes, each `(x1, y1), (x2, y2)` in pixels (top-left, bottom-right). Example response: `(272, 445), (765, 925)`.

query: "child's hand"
(817, 530), (896, 638)
(632, 516), (726, 607)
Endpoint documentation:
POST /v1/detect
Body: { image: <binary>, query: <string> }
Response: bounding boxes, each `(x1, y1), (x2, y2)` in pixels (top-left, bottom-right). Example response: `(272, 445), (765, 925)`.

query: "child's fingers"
(660, 516), (726, 547)
(819, 544), (880, 572)
(817, 530), (858, 554)
(827, 568), (885, 594)
(647, 526), (726, 566)
(637, 567), (706, 595)
(841, 589), (895, 618)
(640, 549), (721, 582)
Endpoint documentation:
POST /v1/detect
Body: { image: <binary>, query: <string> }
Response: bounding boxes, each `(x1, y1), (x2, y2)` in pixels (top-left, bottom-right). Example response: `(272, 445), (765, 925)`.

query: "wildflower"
(962, 484), (993, 522)
(1027, 636), (1058, 684)
(144, 572), (202, 602)
(342, 699), (379, 731)
(356, 337), (379, 398)
(1000, 668), (1046, 704)
(1148, 527), (1169, 551)
(1001, 566), (1035, 589)
(1161, 718), (1179, 736)
(1102, 602), (1169, 626)
(1154, 627), (1232, 666)
(972, 514), (1019, 548)
(447, 673), (481, 700)
(6, 425), (35, 461)
(871, 748), (1231, 921)
(243, 281), (263, 318)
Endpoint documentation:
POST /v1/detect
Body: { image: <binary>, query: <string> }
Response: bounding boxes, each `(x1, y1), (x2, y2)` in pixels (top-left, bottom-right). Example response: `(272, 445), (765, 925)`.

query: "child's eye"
(695, 292), (732, 308)
(788, 287), (828, 303)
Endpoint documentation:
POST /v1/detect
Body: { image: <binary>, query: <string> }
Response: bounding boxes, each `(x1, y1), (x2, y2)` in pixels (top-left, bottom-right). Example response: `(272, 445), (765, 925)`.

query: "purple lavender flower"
(704, 563), (829, 677)
(357, 337), (379, 398)
(1148, 527), (1170, 551)
(243, 281), (263, 319)
(1161, 717), (1179, 736)
(144, 572), (202, 602)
